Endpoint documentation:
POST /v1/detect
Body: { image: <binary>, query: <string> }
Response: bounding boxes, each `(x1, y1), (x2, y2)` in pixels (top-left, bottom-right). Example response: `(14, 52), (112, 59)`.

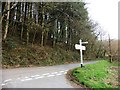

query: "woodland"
(1, 2), (118, 68)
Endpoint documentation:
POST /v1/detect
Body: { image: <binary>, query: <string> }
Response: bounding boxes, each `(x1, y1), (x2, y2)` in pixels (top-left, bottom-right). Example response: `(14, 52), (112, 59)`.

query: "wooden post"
(75, 39), (88, 68)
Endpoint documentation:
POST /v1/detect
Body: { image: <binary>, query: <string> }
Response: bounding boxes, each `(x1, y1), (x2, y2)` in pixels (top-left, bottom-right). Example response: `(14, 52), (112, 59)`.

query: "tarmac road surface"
(1, 61), (97, 88)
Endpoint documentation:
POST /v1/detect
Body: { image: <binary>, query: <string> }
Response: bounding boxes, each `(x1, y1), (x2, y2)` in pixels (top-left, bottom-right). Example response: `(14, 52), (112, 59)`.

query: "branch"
(3, 2), (18, 14)
(1, 2), (18, 23)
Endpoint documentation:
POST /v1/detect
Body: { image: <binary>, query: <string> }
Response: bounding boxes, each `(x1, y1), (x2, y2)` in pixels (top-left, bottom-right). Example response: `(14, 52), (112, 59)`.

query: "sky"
(84, 0), (119, 40)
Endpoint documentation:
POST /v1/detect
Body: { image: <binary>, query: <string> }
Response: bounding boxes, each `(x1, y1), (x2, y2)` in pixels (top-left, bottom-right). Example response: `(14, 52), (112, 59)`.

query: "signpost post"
(75, 39), (88, 68)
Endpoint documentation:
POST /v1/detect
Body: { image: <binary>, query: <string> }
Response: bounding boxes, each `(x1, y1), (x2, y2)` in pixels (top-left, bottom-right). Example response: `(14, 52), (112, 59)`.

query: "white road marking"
(42, 73), (50, 76)
(21, 78), (32, 82)
(59, 71), (65, 73)
(25, 77), (29, 78)
(47, 74), (55, 77)
(31, 75), (40, 78)
(51, 72), (58, 74)
(21, 79), (26, 82)
(4, 79), (12, 83)
(34, 76), (45, 79)
(25, 78), (33, 81)
(56, 73), (62, 76)
(10, 70), (68, 82)
(1, 83), (5, 86)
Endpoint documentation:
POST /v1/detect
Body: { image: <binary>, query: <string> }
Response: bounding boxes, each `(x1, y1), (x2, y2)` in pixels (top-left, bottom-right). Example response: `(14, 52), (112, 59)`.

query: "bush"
(5, 38), (16, 50)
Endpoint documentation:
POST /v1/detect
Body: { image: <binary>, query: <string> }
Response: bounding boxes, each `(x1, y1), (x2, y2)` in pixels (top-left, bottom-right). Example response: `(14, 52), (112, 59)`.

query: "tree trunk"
(53, 19), (57, 47)
(32, 29), (37, 46)
(41, 4), (45, 47)
(41, 31), (44, 46)
(3, 2), (10, 40)
(24, 2), (27, 44)
(44, 31), (48, 46)
(1, 3), (7, 23)
(20, 2), (24, 40)
(26, 29), (29, 45)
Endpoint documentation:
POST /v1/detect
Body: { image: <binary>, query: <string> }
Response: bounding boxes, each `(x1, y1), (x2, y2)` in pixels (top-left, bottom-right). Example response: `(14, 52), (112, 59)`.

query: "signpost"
(75, 39), (88, 68)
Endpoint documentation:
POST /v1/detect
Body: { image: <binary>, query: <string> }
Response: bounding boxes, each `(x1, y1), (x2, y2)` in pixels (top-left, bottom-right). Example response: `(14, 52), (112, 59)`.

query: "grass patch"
(72, 60), (119, 89)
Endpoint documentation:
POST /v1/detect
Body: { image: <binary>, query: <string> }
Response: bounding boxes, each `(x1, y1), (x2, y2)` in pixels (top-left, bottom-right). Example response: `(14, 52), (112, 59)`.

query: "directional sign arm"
(75, 44), (86, 50)
(82, 42), (88, 44)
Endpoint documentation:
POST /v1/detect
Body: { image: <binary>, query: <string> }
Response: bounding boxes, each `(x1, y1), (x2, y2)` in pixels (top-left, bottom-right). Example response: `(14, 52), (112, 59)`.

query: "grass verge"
(72, 60), (119, 89)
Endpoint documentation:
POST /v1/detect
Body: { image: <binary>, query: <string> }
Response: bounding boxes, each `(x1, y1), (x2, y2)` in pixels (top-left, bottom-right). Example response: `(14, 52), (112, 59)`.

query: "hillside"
(2, 37), (81, 68)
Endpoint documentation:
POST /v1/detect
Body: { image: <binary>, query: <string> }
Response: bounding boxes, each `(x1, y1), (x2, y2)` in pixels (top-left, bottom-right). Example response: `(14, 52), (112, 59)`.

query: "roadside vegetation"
(1, 2), (118, 69)
(72, 60), (119, 89)
(2, 38), (81, 68)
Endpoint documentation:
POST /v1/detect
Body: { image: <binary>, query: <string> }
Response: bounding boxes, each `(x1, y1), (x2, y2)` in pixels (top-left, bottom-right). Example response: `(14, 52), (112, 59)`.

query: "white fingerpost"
(75, 39), (88, 68)
(79, 39), (83, 67)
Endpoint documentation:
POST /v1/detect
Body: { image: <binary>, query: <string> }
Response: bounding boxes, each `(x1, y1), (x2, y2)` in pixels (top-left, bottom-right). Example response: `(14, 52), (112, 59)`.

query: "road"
(1, 61), (97, 88)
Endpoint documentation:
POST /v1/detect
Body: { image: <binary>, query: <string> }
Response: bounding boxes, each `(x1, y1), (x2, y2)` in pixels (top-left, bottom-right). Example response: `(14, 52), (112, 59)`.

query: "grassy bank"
(72, 60), (119, 89)
(2, 43), (81, 68)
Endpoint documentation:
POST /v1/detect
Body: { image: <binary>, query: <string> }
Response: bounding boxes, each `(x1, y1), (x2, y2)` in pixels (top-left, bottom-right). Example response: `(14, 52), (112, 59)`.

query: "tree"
(2, 2), (102, 59)
(3, 2), (10, 40)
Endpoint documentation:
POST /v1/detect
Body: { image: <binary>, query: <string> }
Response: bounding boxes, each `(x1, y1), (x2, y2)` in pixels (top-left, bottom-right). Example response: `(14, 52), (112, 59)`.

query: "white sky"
(84, 0), (119, 39)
